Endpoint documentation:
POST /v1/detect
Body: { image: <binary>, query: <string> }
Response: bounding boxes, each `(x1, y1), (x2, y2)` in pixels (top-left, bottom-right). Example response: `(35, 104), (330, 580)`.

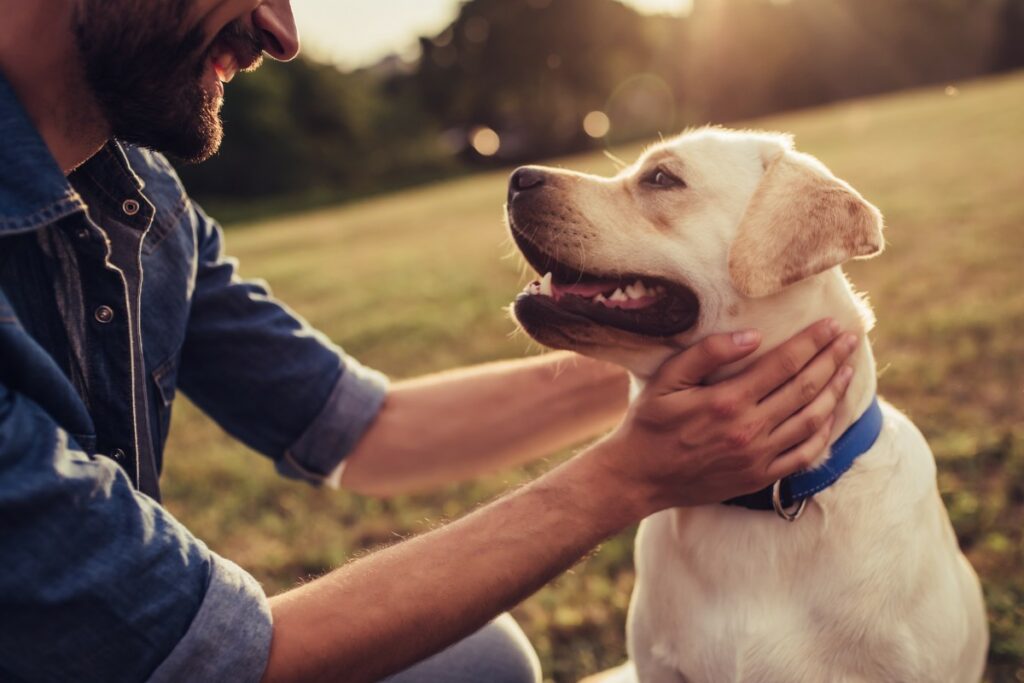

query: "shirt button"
(75, 227), (90, 240)
(94, 305), (115, 324)
(111, 448), (126, 462)
(122, 199), (141, 216)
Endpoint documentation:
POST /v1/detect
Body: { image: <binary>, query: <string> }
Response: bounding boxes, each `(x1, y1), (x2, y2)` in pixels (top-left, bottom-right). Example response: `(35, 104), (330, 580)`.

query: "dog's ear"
(728, 150), (884, 298)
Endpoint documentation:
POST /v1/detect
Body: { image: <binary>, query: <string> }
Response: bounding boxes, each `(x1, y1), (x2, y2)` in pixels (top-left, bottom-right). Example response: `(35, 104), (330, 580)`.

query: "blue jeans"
(383, 614), (541, 683)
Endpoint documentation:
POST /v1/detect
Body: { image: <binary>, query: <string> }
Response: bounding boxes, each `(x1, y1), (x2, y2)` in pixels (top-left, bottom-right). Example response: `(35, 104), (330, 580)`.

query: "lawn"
(162, 72), (1024, 682)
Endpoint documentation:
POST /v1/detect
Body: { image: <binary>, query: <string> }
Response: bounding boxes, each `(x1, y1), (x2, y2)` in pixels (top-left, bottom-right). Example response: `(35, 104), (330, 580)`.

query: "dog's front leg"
(626, 585), (688, 683)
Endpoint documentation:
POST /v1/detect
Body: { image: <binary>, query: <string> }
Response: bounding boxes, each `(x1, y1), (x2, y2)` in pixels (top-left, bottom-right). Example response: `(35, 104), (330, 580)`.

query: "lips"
(524, 272), (666, 310)
(512, 232), (700, 338)
(210, 46), (239, 83)
(206, 23), (263, 85)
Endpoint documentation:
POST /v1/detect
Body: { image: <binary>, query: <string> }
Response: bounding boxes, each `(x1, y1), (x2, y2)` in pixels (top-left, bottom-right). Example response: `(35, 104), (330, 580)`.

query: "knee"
(482, 614), (542, 683)
(383, 613), (541, 683)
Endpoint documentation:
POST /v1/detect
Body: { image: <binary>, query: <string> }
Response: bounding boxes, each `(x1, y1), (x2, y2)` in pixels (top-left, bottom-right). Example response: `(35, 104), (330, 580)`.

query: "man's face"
(73, 0), (298, 163)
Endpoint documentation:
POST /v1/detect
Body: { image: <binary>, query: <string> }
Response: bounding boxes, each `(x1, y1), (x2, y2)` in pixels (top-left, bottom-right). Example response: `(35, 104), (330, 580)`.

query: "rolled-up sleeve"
(178, 204), (388, 484)
(280, 355), (388, 486)
(147, 555), (272, 683)
(0, 382), (272, 683)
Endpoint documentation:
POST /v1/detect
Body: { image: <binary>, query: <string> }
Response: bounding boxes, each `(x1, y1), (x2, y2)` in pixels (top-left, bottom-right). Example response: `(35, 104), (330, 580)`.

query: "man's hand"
(588, 319), (858, 514)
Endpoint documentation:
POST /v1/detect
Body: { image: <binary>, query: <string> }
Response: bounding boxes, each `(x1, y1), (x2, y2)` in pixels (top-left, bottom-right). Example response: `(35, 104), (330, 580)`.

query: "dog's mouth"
(513, 234), (700, 337)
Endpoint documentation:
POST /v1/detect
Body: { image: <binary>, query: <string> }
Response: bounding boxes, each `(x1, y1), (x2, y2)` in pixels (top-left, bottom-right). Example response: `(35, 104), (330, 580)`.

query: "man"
(0, 1), (858, 682)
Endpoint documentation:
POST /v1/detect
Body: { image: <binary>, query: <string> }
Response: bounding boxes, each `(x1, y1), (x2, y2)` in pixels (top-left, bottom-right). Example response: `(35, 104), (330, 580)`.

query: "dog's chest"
(627, 408), (978, 682)
(632, 506), (876, 681)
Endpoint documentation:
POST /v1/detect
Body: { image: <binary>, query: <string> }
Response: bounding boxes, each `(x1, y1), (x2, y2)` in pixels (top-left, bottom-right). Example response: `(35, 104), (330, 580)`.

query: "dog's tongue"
(551, 281), (616, 298)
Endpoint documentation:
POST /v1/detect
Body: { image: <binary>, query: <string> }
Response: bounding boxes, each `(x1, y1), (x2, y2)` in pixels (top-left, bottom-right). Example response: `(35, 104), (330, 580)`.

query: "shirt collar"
(0, 70), (86, 235)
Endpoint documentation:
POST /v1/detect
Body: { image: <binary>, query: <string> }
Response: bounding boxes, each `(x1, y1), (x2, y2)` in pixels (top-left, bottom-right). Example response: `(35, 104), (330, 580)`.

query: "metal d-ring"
(772, 479), (807, 522)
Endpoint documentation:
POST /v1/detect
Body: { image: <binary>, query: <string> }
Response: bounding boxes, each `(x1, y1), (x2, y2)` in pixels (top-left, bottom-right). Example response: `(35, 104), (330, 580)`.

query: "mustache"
(206, 19), (265, 72)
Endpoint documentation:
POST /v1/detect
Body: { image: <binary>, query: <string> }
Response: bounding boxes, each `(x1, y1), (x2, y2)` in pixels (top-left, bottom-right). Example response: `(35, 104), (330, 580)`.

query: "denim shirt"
(0, 73), (389, 682)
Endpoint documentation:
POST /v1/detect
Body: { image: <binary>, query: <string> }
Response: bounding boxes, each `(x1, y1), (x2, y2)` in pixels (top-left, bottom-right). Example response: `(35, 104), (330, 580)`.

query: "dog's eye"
(643, 167), (685, 189)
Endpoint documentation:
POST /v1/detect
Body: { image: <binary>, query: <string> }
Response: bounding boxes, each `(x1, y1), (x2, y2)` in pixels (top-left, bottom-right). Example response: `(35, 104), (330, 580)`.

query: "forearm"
(262, 445), (642, 683)
(342, 352), (629, 496)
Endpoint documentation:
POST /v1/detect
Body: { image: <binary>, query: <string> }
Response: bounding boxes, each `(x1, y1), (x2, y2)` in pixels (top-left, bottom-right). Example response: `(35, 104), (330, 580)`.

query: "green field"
(163, 73), (1024, 682)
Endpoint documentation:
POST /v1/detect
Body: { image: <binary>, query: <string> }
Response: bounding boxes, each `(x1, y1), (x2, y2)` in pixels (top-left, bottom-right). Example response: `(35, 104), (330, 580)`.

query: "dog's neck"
(632, 268), (878, 469)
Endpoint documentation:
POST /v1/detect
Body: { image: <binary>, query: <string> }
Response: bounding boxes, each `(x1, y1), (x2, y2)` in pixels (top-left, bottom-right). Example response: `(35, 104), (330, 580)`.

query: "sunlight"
(623, 0), (694, 16)
(295, 0), (695, 68)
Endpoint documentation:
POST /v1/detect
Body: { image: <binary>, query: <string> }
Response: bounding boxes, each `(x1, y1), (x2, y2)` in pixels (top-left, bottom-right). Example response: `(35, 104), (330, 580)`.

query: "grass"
(162, 72), (1024, 682)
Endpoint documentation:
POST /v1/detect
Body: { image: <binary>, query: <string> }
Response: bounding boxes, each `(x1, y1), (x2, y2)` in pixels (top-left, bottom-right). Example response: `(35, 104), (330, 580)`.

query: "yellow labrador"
(505, 128), (987, 683)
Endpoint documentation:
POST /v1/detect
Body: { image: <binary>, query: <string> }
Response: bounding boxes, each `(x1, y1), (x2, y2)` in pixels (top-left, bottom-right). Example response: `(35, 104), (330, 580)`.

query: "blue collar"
(0, 70), (86, 235)
(724, 396), (883, 513)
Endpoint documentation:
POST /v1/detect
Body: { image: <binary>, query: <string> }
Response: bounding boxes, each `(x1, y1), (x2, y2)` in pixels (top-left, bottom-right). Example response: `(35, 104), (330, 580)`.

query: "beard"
(72, 0), (262, 163)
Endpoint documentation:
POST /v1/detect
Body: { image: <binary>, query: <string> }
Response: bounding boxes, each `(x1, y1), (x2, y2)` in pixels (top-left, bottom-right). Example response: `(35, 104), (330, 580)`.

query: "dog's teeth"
(610, 288), (628, 302)
(594, 293), (607, 304)
(539, 272), (553, 297)
(625, 281), (647, 299)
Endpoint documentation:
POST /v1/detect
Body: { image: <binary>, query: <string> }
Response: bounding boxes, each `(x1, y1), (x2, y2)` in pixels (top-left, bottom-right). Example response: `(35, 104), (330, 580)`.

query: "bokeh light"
(470, 126), (501, 156)
(583, 111), (612, 138)
(604, 74), (675, 143)
(464, 16), (490, 43)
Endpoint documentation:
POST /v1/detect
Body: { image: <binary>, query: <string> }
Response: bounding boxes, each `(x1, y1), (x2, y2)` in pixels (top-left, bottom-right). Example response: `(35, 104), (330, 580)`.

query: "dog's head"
(506, 127), (884, 376)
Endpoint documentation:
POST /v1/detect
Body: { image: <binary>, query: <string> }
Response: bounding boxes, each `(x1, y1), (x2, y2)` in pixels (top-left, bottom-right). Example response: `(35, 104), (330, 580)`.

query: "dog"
(505, 128), (988, 683)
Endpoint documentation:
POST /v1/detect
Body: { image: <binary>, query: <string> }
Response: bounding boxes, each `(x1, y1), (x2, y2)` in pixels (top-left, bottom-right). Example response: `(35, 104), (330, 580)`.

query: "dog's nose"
(510, 167), (546, 194)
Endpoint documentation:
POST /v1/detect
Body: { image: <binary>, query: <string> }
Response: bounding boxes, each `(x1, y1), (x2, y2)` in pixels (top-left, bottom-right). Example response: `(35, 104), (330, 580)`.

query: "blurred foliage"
(415, 0), (663, 155)
(178, 0), (1024, 215)
(164, 73), (1024, 681)
(178, 59), (460, 212)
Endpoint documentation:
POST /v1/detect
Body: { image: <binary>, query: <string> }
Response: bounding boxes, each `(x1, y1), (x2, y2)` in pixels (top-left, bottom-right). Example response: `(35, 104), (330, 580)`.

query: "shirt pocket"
(151, 351), (181, 454)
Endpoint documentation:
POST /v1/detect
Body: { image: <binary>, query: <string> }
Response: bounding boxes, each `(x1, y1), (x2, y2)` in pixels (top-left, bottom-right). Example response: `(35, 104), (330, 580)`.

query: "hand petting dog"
(591, 319), (856, 512)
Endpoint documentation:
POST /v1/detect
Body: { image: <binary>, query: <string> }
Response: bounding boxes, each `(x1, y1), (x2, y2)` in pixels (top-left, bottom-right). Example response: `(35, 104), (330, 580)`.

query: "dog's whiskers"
(604, 150), (628, 171)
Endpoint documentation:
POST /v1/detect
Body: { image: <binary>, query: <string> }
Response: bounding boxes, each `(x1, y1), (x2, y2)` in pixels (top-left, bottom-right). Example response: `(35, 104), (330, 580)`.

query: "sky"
(294, 0), (694, 69)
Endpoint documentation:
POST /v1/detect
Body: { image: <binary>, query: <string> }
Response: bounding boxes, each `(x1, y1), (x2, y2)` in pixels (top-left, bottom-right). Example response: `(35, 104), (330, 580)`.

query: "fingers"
(731, 319), (845, 402)
(765, 363), (852, 454)
(760, 332), (859, 427)
(764, 414), (836, 483)
(650, 330), (762, 395)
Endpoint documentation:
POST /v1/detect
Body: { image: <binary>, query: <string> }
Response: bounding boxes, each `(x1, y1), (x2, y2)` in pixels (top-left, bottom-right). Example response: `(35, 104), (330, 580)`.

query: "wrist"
(569, 438), (656, 527)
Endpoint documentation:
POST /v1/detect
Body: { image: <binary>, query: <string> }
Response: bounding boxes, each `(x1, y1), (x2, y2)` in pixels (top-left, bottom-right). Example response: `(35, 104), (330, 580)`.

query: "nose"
(254, 0), (300, 61)
(510, 167), (546, 195)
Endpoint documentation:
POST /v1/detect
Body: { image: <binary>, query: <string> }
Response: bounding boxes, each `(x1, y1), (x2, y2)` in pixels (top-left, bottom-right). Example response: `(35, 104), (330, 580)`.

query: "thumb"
(650, 330), (762, 394)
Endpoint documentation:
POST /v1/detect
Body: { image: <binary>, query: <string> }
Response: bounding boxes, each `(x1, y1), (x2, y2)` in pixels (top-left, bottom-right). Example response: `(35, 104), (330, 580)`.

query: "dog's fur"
(506, 128), (988, 682)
